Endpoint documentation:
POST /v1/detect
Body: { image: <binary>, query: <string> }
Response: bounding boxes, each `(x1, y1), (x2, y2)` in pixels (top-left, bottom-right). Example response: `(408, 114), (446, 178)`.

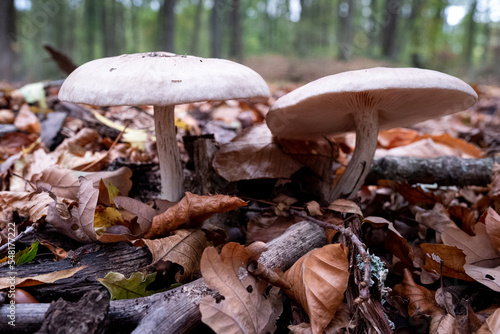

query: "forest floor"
(0, 68), (499, 333)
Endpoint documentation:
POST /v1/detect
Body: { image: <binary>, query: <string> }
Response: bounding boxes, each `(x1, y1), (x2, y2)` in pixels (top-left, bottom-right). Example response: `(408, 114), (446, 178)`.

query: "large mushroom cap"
(266, 67), (478, 139)
(59, 52), (270, 105)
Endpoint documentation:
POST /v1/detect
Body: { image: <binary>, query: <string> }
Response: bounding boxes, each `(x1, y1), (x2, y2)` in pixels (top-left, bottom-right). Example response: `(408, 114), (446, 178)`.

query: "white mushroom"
(266, 67), (478, 202)
(59, 52), (269, 201)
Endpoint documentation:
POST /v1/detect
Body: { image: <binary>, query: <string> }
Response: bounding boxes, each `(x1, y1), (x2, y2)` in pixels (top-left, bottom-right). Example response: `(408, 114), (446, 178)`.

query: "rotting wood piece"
(0, 242), (152, 303)
(36, 290), (110, 334)
(0, 221), (326, 334)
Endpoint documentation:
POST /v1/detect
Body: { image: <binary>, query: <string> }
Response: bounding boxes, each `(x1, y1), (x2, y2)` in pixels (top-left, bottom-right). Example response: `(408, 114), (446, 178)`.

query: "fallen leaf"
(327, 199), (363, 216)
(429, 313), (457, 334)
(16, 240), (39, 265)
(288, 303), (352, 334)
(0, 266), (87, 289)
(364, 216), (414, 269)
(419, 244), (472, 281)
(442, 223), (500, 268)
(213, 124), (302, 181)
(392, 268), (443, 317)
(14, 104), (40, 134)
(32, 166), (132, 201)
(146, 192), (247, 239)
(477, 308), (500, 333)
(283, 244), (349, 334)
(46, 176), (98, 243)
(134, 229), (209, 282)
(0, 189), (53, 228)
(98, 271), (159, 300)
(199, 242), (282, 334)
(485, 208), (500, 253)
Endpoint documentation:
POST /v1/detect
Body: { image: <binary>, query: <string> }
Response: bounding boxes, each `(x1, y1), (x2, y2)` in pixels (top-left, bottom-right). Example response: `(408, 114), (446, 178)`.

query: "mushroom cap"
(266, 67), (478, 139)
(59, 52), (270, 106)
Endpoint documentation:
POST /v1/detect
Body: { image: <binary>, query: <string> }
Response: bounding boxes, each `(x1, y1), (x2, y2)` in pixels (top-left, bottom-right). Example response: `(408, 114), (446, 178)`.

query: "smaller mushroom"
(266, 67), (478, 202)
(59, 52), (270, 201)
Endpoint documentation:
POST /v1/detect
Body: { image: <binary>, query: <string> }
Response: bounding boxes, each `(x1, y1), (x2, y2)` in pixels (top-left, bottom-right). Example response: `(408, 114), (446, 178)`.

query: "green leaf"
(15, 240), (39, 265)
(98, 271), (159, 300)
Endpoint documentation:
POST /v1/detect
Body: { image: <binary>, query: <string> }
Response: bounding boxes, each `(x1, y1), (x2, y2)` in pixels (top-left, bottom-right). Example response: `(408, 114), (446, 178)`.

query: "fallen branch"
(0, 221), (326, 333)
(0, 226), (35, 255)
(365, 156), (499, 186)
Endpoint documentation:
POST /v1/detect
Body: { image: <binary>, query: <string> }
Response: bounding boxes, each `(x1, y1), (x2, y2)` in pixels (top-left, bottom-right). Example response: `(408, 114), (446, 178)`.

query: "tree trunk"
(229, 0), (243, 62)
(210, 0), (222, 58)
(381, 0), (399, 59)
(161, 0), (176, 52)
(0, 0), (16, 81)
(190, 0), (204, 55)
(337, 0), (354, 61)
(84, 0), (99, 60)
(464, 0), (478, 66)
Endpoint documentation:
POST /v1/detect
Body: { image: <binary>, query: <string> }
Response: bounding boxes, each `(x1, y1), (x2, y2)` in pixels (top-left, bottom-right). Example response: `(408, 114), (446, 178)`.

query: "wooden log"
(365, 156), (500, 187)
(0, 221), (325, 333)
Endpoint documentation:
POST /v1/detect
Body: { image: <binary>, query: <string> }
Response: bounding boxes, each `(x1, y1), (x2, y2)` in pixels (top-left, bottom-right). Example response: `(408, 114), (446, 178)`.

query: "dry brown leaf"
(378, 128), (420, 149)
(448, 205), (477, 236)
(364, 216), (414, 269)
(134, 229), (209, 282)
(485, 208), (500, 253)
(429, 313), (458, 334)
(32, 166), (132, 201)
(489, 163), (500, 198)
(146, 192), (247, 239)
(419, 244), (472, 281)
(327, 199), (363, 216)
(442, 223), (500, 268)
(14, 104), (40, 134)
(212, 124), (302, 181)
(46, 176), (98, 243)
(288, 303), (352, 334)
(414, 204), (457, 234)
(477, 308), (500, 334)
(0, 266), (87, 289)
(199, 242), (282, 334)
(283, 244), (349, 334)
(39, 240), (68, 261)
(0, 189), (53, 228)
(392, 268), (443, 317)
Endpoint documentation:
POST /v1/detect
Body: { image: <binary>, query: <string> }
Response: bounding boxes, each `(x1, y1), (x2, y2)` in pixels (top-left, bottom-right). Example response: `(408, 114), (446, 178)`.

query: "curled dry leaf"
(199, 242), (282, 334)
(212, 124), (302, 182)
(0, 188), (53, 228)
(442, 223), (500, 268)
(146, 192), (247, 239)
(477, 308), (500, 334)
(364, 216), (414, 269)
(0, 266), (87, 289)
(46, 176), (98, 243)
(485, 208), (500, 253)
(419, 244), (472, 281)
(32, 166), (132, 201)
(133, 229), (209, 282)
(392, 268), (443, 318)
(327, 199), (363, 217)
(283, 243), (349, 334)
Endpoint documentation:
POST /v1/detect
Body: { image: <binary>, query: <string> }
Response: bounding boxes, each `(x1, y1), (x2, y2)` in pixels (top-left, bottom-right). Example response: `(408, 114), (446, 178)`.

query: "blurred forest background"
(0, 0), (499, 83)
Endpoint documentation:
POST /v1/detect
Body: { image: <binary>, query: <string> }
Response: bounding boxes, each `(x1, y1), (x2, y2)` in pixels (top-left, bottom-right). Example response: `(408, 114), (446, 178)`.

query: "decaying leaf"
(485, 208), (500, 253)
(288, 303), (353, 334)
(0, 189), (53, 228)
(477, 308), (500, 333)
(327, 199), (363, 216)
(146, 192), (247, 239)
(392, 268), (443, 317)
(32, 166), (132, 201)
(133, 229), (209, 282)
(199, 242), (282, 334)
(429, 313), (457, 334)
(283, 244), (349, 334)
(0, 266), (87, 289)
(46, 176), (99, 243)
(419, 243), (472, 281)
(213, 124), (302, 181)
(98, 271), (159, 300)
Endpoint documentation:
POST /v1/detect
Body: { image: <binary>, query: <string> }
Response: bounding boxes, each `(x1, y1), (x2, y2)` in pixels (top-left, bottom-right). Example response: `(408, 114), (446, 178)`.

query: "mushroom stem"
(154, 105), (184, 201)
(329, 108), (379, 202)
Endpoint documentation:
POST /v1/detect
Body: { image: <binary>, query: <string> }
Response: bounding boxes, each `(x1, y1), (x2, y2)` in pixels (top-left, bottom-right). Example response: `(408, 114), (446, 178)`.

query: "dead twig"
(0, 226), (35, 254)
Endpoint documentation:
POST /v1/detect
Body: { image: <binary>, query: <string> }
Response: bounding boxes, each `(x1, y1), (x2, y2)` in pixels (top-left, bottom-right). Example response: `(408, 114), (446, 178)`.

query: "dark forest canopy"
(0, 0), (499, 82)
